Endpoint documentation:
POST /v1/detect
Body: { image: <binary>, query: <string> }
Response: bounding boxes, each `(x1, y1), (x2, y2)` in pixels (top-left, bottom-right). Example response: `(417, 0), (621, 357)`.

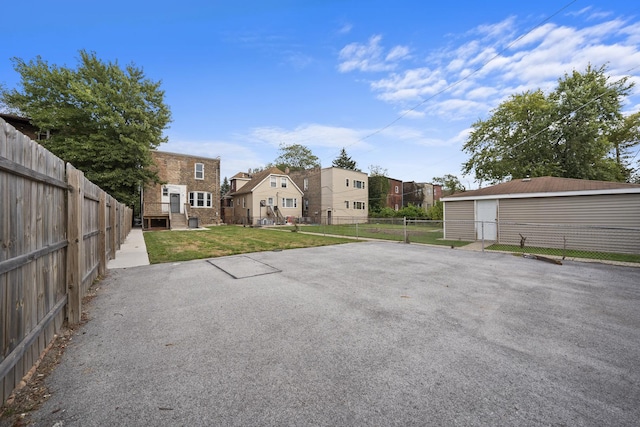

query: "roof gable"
(229, 167), (303, 196)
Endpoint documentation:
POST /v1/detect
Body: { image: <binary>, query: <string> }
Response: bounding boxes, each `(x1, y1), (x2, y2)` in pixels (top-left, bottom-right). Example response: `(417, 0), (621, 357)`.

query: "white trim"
(441, 187), (640, 202)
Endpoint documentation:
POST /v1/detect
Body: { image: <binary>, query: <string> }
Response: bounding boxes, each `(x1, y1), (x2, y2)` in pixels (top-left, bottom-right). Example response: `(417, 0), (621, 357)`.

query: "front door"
(476, 200), (497, 240)
(170, 193), (181, 213)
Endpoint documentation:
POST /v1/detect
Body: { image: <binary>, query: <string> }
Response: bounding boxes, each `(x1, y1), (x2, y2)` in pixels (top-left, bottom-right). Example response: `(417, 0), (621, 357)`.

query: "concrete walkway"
(106, 227), (150, 269)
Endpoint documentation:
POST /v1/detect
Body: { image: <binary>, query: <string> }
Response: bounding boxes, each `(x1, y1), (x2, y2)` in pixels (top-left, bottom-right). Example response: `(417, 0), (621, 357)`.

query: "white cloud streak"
(339, 12), (640, 125)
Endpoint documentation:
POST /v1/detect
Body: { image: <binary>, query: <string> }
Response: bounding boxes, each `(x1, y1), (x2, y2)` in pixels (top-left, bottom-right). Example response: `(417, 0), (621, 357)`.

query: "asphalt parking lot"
(29, 241), (640, 426)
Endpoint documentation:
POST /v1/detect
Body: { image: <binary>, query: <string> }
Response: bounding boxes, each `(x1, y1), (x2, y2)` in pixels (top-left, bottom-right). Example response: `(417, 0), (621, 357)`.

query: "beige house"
(226, 167), (303, 225)
(289, 167), (368, 224)
(441, 176), (640, 254)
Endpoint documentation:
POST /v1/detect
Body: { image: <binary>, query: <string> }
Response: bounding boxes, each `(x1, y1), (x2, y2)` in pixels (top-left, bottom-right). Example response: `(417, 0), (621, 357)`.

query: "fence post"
(98, 191), (107, 277)
(481, 221), (485, 252)
(66, 165), (84, 324)
(109, 196), (117, 260)
(404, 217), (407, 243)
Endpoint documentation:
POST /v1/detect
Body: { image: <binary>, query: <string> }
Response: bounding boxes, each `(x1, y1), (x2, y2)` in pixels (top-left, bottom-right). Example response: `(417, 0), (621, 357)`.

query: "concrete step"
(171, 215), (188, 229)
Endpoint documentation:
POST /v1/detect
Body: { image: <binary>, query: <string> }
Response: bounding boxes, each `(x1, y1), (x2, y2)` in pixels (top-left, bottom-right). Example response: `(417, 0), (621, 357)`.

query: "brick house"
(142, 151), (221, 229)
(0, 113), (50, 141)
(289, 167), (368, 224)
(387, 177), (403, 210)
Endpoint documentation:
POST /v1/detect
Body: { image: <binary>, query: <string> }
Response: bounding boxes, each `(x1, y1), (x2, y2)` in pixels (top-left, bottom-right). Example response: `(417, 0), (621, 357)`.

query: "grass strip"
(486, 244), (640, 263)
(143, 225), (355, 264)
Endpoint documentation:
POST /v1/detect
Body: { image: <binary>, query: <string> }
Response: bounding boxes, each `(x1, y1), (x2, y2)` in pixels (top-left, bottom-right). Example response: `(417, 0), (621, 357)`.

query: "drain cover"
(208, 256), (281, 279)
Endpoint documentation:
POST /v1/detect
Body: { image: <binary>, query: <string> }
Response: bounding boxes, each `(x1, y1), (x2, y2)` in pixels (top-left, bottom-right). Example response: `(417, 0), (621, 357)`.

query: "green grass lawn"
(486, 244), (640, 263)
(143, 226), (356, 264)
(288, 223), (471, 247)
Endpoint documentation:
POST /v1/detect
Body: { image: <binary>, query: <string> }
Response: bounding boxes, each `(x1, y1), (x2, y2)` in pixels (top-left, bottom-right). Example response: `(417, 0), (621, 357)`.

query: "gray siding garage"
(442, 177), (640, 254)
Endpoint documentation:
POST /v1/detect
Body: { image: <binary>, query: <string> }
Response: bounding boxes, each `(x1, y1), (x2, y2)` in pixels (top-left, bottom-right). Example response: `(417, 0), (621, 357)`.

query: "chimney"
(285, 167), (290, 174)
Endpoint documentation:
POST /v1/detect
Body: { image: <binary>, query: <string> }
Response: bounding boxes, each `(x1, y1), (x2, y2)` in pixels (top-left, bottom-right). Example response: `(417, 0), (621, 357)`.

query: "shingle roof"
(229, 167), (286, 196)
(444, 176), (640, 199)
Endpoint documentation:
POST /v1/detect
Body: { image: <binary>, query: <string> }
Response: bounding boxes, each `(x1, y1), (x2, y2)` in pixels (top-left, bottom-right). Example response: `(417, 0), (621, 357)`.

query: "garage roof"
(442, 176), (640, 201)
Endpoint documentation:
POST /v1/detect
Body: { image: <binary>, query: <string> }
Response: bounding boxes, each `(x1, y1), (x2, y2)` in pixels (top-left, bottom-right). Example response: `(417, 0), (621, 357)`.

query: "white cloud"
(370, 67), (449, 102)
(338, 35), (410, 73)
(354, 13), (640, 124)
(386, 45), (411, 62)
(248, 124), (373, 151)
(338, 23), (353, 35)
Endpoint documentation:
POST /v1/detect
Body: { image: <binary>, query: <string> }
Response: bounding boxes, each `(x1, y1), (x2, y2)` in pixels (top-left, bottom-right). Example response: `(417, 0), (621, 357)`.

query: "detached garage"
(441, 176), (640, 255)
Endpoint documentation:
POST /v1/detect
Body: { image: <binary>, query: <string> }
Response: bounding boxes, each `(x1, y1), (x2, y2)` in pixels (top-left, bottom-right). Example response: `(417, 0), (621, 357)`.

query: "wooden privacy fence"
(0, 119), (132, 403)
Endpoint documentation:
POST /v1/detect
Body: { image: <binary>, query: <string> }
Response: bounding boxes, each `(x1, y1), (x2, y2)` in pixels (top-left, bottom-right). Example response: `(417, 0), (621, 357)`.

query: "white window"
(162, 186), (168, 196)
(281, 177), (288, 188)
(270, 176), (277, 187)
(395, 204), (399, 210)
(345, 178), (349, 187)
(345, 201), (349, 209)
(282, 198), (297, 208)
(395, 185), (399, 193)
(189, 191), (212, 208)
(353, 201), (365, 210)
(303, 178), (308, 191)
(195, 163), (204, 180)
(242, 198), (246, 208)
(354, 180), (365, 189)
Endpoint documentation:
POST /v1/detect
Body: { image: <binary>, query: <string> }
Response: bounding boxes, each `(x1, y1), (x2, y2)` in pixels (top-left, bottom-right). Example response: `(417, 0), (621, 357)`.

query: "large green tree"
(1, 50), (172, 206)
(332, 147), (359, 170)
(272, 143), (320, 171)
(462, 64), (637, 184)
(368, 165), (390, 214)
(608, 111), (640, 181)
(432, 174), (466, 196)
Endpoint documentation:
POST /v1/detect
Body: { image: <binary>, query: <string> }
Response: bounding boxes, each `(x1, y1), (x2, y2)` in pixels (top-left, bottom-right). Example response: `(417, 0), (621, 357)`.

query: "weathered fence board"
(0, 118), (132, 403)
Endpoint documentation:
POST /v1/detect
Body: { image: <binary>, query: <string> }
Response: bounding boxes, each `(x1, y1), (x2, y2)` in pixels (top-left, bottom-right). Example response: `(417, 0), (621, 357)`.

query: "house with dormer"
(225, 167), (303, 225)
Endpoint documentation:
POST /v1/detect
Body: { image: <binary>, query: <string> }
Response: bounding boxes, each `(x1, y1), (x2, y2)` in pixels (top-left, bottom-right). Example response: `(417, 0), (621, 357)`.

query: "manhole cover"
(208, 256), (281, 279)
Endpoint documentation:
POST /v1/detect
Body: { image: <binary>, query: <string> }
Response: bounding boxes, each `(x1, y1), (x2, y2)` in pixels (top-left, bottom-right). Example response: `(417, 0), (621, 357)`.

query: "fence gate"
(476, 200), (498, 240)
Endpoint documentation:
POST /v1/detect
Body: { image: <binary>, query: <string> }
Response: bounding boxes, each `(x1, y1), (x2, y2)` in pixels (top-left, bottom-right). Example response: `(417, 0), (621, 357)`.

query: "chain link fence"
(280, 217), (640, 264)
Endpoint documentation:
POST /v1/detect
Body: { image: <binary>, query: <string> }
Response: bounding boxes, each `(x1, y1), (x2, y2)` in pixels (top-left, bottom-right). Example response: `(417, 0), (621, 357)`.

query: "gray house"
(441, 176), (640, 254)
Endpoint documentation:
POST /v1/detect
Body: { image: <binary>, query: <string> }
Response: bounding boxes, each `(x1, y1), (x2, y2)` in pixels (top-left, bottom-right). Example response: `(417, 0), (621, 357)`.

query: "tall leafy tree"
(332, 147), (359, 170)
(606, 111), (640, 182)
(272, 143), (320, 171)
(1, 50), (172, 206)
(432, 174), (466, 196)
(463, 64), (635, 184)
(368, 165), (389, 214)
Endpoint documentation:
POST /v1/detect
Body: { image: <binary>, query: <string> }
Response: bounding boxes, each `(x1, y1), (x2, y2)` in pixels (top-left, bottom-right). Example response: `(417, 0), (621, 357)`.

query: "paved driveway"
(30, 242), (640, 426)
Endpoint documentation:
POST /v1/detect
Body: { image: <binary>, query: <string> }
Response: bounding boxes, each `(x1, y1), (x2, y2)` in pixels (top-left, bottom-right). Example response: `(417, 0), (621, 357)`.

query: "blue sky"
(3, 1), (640, 188)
